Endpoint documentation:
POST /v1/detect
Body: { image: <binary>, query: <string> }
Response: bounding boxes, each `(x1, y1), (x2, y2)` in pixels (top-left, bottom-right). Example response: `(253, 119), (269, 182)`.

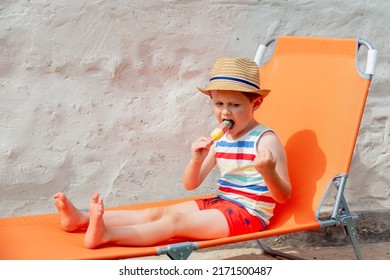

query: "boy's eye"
(214, 102), (240, 107)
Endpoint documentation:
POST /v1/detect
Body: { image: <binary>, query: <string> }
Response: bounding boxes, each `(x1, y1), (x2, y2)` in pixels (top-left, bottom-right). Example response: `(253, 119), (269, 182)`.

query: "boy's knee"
(144, 207), (165, 222)
(164, 212), (186, 226)
(144, 208), (187, 226)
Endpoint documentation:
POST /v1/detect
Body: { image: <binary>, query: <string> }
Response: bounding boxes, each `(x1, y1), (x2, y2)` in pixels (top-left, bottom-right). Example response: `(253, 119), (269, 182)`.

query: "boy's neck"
(227, 119), (259, 140)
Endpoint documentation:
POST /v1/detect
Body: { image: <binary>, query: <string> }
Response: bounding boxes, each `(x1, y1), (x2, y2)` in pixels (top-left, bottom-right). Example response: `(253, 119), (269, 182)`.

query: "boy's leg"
(85, 194), (230, 248)
(54, 192), (207, 231)
(103, 199), (203, 227)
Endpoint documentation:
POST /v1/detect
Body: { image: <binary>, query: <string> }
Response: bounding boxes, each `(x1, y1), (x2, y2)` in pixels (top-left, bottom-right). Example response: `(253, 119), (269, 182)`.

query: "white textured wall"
(0, 0), (389, 217)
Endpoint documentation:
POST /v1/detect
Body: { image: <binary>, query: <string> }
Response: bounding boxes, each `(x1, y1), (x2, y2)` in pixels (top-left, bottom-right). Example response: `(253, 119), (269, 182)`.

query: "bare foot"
(53, 192), (89, 232)
(84, 193), (110, 249)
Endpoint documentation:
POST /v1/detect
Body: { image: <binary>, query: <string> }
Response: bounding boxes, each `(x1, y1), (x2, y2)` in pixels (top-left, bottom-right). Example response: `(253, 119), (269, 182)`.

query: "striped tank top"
(215, 124), (276, 225)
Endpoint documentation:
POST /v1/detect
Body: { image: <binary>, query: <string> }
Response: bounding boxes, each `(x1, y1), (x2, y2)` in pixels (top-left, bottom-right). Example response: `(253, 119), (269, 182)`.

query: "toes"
(97, 200), (104, 215)
(91, 192), (100, 203)
(53, 192), (66, 202)
(58, 193), (66, 202)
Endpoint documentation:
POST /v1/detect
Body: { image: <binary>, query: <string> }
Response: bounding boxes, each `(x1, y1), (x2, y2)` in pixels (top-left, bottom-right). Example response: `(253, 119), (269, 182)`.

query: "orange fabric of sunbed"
(254, 36), (370, 230)
(0, 36), (371, 260)
(0, 194), (318, 260)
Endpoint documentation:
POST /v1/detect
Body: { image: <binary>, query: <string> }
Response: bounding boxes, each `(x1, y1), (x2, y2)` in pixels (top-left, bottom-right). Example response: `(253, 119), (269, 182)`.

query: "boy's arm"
(254, 131), (292, 204)
(182, 137), (216, 190)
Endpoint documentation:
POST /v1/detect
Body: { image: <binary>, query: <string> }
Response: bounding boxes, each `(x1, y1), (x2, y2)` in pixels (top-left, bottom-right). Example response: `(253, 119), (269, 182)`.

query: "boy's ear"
(253, 96), (264, 110)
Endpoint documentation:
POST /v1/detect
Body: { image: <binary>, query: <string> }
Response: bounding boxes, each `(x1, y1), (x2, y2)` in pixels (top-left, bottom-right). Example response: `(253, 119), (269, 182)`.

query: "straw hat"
(197, 57), (270, 97)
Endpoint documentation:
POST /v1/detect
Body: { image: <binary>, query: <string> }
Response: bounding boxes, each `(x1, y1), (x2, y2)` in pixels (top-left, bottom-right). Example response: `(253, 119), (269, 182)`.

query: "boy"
(54, 57), (291, 248)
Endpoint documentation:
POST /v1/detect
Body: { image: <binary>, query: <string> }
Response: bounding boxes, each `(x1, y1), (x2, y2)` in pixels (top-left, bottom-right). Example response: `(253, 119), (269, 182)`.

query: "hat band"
(209, 75), (260, 90)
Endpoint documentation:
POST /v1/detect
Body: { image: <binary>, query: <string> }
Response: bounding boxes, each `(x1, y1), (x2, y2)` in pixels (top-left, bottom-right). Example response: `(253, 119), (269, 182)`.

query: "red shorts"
(195, 197), (266, 236)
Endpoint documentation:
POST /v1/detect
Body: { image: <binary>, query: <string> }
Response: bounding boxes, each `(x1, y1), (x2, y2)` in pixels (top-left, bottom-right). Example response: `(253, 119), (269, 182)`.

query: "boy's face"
(210, 90), (262, 138)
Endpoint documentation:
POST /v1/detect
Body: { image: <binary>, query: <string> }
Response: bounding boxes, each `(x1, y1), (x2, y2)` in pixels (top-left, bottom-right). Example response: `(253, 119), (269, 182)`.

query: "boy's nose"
(222, 107), (231, 115)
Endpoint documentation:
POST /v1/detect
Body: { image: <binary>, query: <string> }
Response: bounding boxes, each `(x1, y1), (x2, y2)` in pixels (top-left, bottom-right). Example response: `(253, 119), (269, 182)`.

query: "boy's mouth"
(224, 119), (235, 130)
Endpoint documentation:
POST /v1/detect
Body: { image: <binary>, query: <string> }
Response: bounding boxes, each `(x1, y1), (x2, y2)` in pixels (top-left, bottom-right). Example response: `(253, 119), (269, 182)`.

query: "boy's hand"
(254, 149), (277, 176)
(191, 137), (214, 162)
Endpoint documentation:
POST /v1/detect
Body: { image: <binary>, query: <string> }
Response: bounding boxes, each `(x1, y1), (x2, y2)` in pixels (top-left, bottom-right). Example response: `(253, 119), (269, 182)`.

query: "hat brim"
(197, 86), (271, 97)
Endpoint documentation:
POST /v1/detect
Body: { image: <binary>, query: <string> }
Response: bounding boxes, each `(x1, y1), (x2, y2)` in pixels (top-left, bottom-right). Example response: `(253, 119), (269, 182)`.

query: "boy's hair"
(243, 91), (263, 102)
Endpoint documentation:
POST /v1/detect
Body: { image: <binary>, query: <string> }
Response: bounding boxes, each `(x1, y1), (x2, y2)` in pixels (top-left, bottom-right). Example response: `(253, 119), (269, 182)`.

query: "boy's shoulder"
(248, 124), (273, 136)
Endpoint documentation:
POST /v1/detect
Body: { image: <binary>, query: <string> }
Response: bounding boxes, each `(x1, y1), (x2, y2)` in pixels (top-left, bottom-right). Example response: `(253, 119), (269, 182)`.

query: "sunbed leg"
(157, 242), (198, 260)
(330, 175), (364, 260)
(341, 216), (363, 260)
(256, 239), (305, 260)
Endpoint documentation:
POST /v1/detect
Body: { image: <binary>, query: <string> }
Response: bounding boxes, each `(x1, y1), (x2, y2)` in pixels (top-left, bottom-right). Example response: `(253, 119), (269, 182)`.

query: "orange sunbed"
(0, 36), (377, 260)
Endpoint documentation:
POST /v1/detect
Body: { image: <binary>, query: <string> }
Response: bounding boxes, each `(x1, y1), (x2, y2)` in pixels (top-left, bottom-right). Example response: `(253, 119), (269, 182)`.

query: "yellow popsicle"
(210, 120), (232, 141)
